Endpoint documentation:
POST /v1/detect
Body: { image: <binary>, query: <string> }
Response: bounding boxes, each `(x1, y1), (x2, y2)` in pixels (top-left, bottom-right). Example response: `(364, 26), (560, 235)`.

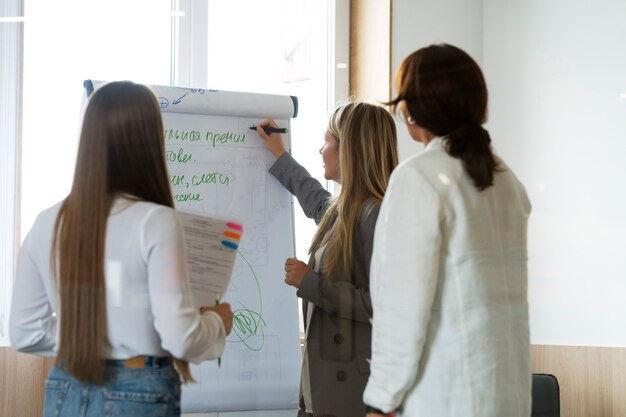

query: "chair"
(532, 373), (560, 417)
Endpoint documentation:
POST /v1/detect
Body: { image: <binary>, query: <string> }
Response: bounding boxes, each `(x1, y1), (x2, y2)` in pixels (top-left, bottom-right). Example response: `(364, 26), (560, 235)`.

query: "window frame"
(0, 0), (23, 346)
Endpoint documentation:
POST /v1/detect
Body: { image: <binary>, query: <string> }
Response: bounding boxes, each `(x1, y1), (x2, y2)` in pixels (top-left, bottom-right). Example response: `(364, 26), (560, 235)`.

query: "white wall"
(391, 0), (484, 160)
(393, 0), (626, 347)
(483, 0), (626, 346)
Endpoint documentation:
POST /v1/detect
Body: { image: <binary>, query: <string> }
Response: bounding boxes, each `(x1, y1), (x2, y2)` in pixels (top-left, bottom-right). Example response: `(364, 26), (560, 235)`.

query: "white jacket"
(363, 137), (532, 416)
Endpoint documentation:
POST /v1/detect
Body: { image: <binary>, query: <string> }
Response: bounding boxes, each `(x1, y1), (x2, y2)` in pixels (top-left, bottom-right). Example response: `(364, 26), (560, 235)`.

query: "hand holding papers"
(177, 211), (243, 307)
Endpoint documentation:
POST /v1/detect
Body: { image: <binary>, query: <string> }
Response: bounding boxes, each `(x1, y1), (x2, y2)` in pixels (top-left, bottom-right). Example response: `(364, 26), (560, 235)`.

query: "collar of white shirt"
(425, 136), (443, 151)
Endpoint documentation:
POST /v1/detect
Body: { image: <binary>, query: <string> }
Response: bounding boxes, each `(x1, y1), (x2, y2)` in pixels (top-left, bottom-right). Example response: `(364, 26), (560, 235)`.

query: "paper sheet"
(177, 211), (243, 306)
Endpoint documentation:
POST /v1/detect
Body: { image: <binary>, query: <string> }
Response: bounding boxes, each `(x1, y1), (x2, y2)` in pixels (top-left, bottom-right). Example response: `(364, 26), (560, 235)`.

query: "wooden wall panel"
(349, 0), (392, 103)
(532, 344), (626, 417)
(0, 348), (54, 417)
(4, 344), (626, 417)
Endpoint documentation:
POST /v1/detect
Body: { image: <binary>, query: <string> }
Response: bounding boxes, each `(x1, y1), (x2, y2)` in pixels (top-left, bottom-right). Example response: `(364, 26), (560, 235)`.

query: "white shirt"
(363, 138), (532, 416)
(9, 196), (225, 362)
(301, 242), (327, 413)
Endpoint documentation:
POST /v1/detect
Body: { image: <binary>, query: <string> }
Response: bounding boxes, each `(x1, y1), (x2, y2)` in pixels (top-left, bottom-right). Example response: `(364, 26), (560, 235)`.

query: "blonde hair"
(309, 102), (398, 279)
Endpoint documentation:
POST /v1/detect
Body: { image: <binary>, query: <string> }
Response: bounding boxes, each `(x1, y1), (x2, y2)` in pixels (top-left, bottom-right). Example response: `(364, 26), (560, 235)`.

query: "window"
(175, 0), (349, 338)
(177, 0), (349, 262)
(4, 0), (348, 348)
(20, 0), (172, 237)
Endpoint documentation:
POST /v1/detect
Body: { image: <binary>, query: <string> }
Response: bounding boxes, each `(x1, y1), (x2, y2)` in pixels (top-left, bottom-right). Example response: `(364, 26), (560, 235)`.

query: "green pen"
(215, 298), (222, 368)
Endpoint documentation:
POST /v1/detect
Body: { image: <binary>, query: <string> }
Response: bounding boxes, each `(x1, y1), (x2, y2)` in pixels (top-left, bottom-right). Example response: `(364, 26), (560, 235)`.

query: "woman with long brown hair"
(10, 81), (233, 417)
(363, 43), (532, 417)
(255, 102), (399, 417)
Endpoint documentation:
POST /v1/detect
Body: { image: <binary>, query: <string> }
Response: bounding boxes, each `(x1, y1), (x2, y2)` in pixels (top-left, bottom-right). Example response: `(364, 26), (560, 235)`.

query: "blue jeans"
(43, 357), (181, 417)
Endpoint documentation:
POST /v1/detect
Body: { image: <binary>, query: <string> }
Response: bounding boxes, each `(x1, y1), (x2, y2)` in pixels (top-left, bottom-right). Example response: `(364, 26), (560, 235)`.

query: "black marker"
(250, 126), (289, 134)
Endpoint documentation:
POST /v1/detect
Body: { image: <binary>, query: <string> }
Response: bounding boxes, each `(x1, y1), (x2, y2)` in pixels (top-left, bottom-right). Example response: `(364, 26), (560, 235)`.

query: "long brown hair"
(388, 43), (500, 190)
(309, 102), (398, 279)
(52, 81), (193, 384)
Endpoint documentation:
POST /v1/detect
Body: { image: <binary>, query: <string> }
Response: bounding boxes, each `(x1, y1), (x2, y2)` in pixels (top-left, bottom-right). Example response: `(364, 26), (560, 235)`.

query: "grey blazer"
(270, 153), (378, 417)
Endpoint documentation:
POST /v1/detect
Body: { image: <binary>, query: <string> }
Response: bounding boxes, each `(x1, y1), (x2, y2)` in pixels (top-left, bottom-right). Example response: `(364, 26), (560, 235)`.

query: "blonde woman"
(256, 102), (399, 417)
(10, 81), (233, 417)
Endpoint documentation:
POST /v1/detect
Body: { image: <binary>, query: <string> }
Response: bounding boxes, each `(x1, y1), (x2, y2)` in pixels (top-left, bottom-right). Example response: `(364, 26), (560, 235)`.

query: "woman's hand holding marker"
(255, 119), (288, 158)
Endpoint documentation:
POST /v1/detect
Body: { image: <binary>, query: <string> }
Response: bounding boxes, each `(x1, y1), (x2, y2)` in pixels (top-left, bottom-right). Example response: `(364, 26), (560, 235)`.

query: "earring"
(407, 115), (416, 125)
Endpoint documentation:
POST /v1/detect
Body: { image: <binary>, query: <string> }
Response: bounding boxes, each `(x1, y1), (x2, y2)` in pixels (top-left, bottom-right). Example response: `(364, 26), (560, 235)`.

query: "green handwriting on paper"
(191, 172), (229, 186)
(164, 129), (246, 149)
(174, 192), (202, 202)
(205, 132), (245, 148)
(166, 148), (193, 163)
(169, 173), (230, 188)
(169, 172), (230, 203)
(164, 129), (201, 142)
(170, 175), (186, 186)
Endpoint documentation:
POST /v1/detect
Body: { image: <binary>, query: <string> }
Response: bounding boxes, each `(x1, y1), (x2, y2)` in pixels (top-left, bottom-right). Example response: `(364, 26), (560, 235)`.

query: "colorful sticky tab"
(223, 231), (241, 240)
(226, 222), (243, 232)
(221, 240), (238, 250)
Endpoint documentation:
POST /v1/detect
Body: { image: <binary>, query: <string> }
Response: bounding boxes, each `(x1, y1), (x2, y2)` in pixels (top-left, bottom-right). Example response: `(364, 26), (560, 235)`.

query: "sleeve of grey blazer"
(268, 152), (331, 224)
(268, 152), (376, 323)
(296, 204), (379, 324)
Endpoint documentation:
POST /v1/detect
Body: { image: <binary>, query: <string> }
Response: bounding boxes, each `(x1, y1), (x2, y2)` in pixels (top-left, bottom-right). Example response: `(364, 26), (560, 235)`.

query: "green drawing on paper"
(228, 250), (266, 351)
